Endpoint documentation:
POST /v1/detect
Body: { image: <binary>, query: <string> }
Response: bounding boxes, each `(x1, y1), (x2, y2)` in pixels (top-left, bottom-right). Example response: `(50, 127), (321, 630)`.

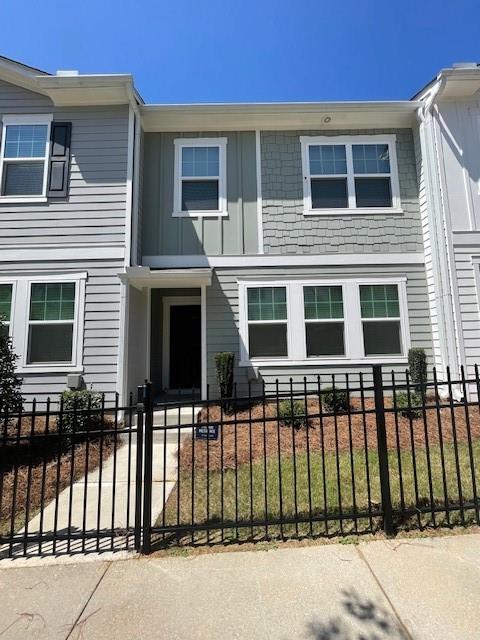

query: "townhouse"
(1, 55), (478, 402)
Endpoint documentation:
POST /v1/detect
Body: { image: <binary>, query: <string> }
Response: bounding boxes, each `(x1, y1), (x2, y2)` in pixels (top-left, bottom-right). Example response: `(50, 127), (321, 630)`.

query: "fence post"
(141, 381), (154, 554)
(134, 385), (145, 552)
(373, 365), (394, 536)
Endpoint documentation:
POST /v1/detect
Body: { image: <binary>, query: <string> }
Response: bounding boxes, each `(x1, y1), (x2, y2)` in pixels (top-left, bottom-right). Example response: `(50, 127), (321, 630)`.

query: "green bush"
(0, 316), (23, 418)
(321, 387), (350, 413)
(58, 389), (102, 444)
(395, 391), (422, 419)
(408, 348), (427, 390)
(277, 399), (306, 429)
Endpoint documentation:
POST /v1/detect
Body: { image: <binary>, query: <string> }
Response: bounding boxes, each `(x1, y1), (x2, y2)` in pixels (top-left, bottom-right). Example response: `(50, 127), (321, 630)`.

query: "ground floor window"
(0, 273), (86, 372)
(238, 277), (409, 365)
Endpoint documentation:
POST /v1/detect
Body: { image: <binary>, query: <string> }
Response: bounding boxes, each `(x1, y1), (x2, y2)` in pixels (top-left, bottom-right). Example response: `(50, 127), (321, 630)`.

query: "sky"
(2, 0), (480, 104)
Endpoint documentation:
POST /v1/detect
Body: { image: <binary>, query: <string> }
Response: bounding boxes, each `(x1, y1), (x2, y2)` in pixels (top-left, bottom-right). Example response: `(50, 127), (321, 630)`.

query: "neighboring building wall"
(0, 80), (130, 401)
(141, 131), (258, 257)
(261, 129), (422, 254)
(205, 265), (433, 395)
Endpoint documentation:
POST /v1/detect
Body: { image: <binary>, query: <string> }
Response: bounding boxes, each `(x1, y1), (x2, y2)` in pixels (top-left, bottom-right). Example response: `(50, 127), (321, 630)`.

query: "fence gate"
(0, 392), (143, 558)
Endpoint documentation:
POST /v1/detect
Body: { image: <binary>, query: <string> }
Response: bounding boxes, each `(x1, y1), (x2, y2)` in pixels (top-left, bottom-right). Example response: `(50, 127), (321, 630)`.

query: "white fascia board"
(0, 243), (125, 262)
(142, 253), (425, 269)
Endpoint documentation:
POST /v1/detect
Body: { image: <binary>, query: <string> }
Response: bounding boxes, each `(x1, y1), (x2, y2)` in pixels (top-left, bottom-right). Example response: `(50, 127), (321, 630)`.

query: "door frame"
(162, 296), (202, 391)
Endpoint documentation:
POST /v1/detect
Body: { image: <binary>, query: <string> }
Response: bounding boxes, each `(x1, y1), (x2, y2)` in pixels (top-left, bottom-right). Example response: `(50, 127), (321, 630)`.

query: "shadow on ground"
(306, 588), (410, 639)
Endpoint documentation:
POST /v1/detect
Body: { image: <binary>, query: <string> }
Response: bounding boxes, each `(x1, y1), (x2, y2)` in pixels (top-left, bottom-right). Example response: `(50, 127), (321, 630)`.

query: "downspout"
(416, 78), (461, 393)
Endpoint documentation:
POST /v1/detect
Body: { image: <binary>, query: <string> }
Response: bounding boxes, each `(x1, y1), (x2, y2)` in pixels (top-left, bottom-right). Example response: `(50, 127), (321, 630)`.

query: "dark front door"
(169, 304), (201, 390)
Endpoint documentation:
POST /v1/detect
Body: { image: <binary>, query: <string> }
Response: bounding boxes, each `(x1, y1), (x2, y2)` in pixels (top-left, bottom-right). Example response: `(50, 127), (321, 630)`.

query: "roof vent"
(55, 69), (79, 76)
(452, 62), (478, 69)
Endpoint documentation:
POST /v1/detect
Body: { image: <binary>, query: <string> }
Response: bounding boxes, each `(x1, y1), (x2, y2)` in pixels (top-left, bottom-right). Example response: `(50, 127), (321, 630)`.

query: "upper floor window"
(300, 135), (401, 215)
(173, 137), (227, 217)
(0, 115), (52, 199)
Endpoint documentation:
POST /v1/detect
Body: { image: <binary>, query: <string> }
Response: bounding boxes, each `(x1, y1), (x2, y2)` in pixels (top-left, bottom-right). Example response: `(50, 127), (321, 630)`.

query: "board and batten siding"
(141, 131), (258, 257)
(205, 265), (433, 395)
(261, 129), (422, 255)
(0, 79), (130, 401)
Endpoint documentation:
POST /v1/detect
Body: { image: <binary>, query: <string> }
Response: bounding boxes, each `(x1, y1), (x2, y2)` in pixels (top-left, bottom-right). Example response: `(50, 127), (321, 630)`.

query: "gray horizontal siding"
(141, 131), (258, 257)
(0, 80), (129, 246)
(206, 265), (433, 396)
(261, 129), (422, 255)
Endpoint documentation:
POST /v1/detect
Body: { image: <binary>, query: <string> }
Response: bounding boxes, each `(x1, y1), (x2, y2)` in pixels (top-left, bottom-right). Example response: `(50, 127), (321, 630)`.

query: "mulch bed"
(0, 417), (115, 536)
(179, 397), (480, 472)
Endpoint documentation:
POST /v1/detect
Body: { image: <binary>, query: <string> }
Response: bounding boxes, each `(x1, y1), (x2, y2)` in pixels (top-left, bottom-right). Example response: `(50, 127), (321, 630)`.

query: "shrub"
(408, 348), (427, 390)
(0, 317), (23, 417)
(277, 399), (306, 429)
(58, 389), (102, 444)
(321, 387), (350, 413)
(395, 391), (422, 419)
(214, 352), (235, 409)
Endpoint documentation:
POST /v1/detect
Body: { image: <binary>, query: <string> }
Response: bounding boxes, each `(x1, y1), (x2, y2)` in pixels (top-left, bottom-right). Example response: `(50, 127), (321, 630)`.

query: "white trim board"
(143, 253), (425, 269)
(161, 296), (202, 391)
(255, 129), (264, 254)
(0, 244), (125, 262)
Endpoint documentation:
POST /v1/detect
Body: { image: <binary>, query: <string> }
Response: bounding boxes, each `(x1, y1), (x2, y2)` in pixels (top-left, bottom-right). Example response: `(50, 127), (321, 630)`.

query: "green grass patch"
(159, 439), (480, 546)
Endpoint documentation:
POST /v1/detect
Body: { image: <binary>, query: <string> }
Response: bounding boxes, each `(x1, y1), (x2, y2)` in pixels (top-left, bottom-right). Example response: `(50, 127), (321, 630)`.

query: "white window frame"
(238, 276), (410, 367)
(0, 272), (86, 374)
(0, 114), (52, 204)
(173, 137), (228, 218)
(303, 284), (346, 359)
(0, 279), (17, 338)
(245, 285), (290, 360)
(300, 134), (402, 216)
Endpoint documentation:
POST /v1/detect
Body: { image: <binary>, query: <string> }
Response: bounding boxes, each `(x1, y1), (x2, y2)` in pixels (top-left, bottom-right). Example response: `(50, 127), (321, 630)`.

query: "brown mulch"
(0, 418), (115, 536)
(179, 397), (480, 472)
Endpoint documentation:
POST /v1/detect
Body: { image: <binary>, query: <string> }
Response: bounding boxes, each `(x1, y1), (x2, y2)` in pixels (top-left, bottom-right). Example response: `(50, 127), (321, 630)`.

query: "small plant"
(408, 348), (427, 391)
(277, 399), (306, 429)
(395, 391), (422, 419)
(321, 387), (349, 413)
(214, 352), (235, 411)
(0, 316), (23, 418)
(58, 389), (102, 445)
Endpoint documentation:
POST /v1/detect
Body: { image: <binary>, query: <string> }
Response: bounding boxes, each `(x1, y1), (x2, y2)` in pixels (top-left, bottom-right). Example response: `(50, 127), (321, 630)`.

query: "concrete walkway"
(3, 408), (198, 557)
(0, 532), (479, 639)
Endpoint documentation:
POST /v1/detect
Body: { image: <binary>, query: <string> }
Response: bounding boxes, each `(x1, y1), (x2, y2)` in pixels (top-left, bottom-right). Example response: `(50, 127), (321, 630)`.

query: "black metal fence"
(1, 365), (480, 558)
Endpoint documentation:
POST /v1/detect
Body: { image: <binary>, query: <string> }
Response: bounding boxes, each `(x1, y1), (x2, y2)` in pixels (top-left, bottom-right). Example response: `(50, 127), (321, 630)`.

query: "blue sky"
(3, 0), (480, 103)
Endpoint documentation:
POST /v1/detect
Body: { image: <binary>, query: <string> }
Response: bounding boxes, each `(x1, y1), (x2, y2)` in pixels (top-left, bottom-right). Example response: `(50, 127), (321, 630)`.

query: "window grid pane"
(2, 161), (44, 196)
(309, 145), (347, 175)
(29, 283), (76, 321)
(182, 146), (219, 177)
(304, 286), (343, 319)
(247, 287), (287, 321)
(181, 180), (219, 211)
(360, 284), (400, 318)
(352, 144), (391, 174)
(4, 124), (48, 158)
(0, 284), (12, 321)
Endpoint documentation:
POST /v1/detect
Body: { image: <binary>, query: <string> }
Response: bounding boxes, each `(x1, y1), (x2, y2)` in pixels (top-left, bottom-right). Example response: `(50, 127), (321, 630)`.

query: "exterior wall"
(126, 285), (148, 399)
(205, 265), (433, 396)
(141, 131), (258, 257)
(0, 79), (130, 401)
(261, 129), (422, 254)
(422, 95), (480, 378)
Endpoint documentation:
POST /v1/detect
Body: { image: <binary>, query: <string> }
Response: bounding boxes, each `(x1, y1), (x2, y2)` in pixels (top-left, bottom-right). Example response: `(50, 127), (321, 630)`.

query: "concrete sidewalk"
(1, 533), (479, 639)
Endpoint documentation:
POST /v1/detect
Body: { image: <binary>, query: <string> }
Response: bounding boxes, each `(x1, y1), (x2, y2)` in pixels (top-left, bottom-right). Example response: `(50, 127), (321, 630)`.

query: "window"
(300, 135), (401, 214)
(360, 284), (402, 356)
(304, 286), (345, 357)
(27, 282), (76, 364)
(0, 283), (13, 339)
(239, 278), (409, 365)
(247, 287), (288, 358)
(173, 138), (227, 217)
(0, 116), (52, 198)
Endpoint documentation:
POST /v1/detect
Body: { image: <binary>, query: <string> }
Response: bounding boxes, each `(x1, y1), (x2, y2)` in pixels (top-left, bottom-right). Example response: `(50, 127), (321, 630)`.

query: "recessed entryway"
(162, 296), (201, 392)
